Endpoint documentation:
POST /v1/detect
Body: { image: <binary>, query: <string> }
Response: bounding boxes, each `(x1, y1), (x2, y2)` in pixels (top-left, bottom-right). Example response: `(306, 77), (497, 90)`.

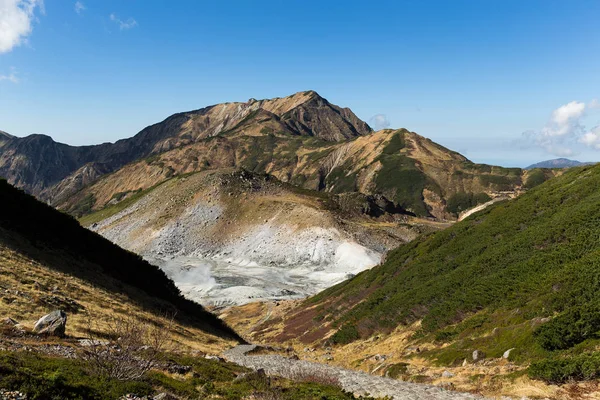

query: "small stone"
(3, 317), (19, 326)
(472, 350), (485, 361)
(503, 348), (515, 359)
(153, 393), (177, 400)
(442, 370), (454, 378)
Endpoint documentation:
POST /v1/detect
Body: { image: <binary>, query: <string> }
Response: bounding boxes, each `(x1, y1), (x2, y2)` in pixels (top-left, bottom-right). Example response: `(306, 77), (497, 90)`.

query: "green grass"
(326, 165), (358, 193)
(374, 154), (432, 216)
(381, 132), (406, 155)
(78, 182), (165, 227)
(0, 351), (377, 400)
(305, 165), (600, 380)
(70, 194), (96, 218)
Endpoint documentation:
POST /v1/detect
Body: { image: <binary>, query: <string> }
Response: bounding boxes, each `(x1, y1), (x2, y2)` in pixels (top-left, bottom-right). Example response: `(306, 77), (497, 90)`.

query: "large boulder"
(33, 310), (67, 337)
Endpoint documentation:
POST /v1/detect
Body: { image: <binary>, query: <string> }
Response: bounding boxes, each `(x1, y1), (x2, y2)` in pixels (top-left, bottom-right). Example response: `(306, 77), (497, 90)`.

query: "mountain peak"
(526, 158), (595, 169)
(0, 130), (13, 139)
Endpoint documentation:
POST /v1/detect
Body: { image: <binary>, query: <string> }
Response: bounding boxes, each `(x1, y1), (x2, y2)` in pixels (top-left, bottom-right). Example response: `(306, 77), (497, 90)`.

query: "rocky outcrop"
(32, 310), (67, 337)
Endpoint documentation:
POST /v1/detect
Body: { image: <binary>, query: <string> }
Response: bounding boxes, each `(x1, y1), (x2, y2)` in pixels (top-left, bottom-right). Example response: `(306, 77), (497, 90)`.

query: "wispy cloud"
(110, 13), (137, 30)
(0, 67), (19, 83)
(0, 0), (45, 53)
(74, 1), (85, 14)
(521, 100), (600, 156)
(369, 114), (391, 131)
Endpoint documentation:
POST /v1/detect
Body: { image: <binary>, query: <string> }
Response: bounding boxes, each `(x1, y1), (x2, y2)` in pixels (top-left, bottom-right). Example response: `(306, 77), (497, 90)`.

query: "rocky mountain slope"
(0, 91), (370, 199)
(1, 90), (553, 221)
(244, 164), (600, 394)
(82, 169), (430, 306)
(0, 178), (242, 347)
(59, 126), (550, 221)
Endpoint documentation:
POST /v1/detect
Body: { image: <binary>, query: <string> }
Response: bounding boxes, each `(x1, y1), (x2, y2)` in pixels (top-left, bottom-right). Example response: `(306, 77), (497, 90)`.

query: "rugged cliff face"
(0, 91), (371, 198)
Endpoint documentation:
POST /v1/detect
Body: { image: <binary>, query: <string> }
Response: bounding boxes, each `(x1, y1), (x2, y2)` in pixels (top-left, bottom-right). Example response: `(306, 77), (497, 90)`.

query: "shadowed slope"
(0, 179), (243, 342)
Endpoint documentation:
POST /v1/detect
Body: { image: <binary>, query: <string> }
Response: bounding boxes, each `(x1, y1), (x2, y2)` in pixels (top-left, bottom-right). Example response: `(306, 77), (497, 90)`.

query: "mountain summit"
(0, 91), (370, 198)
(526, 158), (595, 169)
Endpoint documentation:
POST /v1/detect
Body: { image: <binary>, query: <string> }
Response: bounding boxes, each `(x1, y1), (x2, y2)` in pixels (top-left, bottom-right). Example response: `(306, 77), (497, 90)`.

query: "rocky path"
(223, 345), (484, 400)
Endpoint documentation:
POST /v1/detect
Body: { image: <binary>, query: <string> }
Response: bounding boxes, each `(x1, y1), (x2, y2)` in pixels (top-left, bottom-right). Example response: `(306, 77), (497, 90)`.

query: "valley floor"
(220, 301), (600, 400)
(224, 344), (482, 400)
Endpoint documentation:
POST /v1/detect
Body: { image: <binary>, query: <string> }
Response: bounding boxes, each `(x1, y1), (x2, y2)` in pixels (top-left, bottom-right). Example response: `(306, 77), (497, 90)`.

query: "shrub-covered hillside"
(288, 164), (600, 382)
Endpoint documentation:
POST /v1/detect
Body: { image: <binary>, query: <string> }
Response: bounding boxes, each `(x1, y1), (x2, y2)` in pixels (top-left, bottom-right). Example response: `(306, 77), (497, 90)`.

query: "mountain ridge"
(0, 90), (371, 198)
(60, 127), (554, 220)
(526, 158), (595, 169)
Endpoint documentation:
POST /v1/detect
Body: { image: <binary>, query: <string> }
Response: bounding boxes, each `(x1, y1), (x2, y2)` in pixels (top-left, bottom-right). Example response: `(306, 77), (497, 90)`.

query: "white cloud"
(369, 114), (391, 131)
(0, 67), (19, 83)
(580, 126), (600, 150)
(110, 13), (137, 30)
(0, 0), (44, 53)
(74, 1), (85, 14)
(522, 99), (600, 156)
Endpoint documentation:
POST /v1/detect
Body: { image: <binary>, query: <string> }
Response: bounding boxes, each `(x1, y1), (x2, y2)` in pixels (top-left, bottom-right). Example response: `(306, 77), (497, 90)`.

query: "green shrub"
(386, 363), (409, 379)
(375, 154), (431, 216)
(331, 325), (360, 345)
(382, 132), (405, 155)
(446, 192), (490, 215)
(306, 165), (600, 348)
(534, 306), (600, 350)
(70, 193), (96, 217)
(529, 353), (600, 383)
(525, 169), (547, 188)
(434, 329), (458, 343)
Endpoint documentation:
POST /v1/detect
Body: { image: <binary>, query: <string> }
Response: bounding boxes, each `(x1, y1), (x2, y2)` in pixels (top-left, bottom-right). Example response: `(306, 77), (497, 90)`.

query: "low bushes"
(534, 306), (600, 350)
(330, 325), (360, 345)
(529, 353), (600, 384)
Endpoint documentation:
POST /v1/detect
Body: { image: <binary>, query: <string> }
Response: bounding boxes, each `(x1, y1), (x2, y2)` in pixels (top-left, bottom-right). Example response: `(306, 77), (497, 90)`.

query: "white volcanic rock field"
(90, 171), (398, 306)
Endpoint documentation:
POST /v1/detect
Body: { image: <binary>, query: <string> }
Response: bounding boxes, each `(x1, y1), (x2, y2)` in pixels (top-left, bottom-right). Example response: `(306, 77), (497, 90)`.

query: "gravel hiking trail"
(224, 345), (484, 400)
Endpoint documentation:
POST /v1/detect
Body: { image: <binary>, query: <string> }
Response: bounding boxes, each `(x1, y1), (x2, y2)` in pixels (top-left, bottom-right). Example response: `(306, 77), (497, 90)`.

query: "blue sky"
(0, 0), (599, 167)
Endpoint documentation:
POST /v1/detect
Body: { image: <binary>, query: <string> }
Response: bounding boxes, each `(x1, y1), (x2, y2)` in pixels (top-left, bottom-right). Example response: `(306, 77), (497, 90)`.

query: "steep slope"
(81, 169), (426, 306)
(0, 178), (242, 345)
(263, 165), (600, 376)
(62, 128), (551, 220)
(0, 91), (370, 198)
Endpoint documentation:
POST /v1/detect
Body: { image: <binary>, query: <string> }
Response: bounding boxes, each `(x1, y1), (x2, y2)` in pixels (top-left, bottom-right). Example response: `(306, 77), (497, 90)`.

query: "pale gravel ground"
(224, 345), (485, 400)
(92, 186), (381, 306)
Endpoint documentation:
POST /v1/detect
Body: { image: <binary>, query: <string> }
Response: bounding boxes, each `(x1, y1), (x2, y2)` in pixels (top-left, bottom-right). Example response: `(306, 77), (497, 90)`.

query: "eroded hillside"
(82, 169), (430, 306)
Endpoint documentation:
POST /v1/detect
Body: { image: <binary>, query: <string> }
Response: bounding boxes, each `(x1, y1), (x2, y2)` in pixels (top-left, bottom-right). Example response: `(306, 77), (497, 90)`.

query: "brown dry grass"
(0, 245), (233, 354)
(222, 301), (600, 399)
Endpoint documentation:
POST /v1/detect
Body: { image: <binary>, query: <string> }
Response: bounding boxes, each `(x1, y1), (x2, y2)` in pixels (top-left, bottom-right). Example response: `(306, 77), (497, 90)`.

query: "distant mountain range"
(0, 91), (553, 220)
(526, 158), (596, 169)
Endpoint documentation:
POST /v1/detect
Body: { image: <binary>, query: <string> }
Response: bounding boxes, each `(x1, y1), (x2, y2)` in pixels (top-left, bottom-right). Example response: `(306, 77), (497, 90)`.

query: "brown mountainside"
(60, 127), (553, 219)
(0, 91), (370, 198)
